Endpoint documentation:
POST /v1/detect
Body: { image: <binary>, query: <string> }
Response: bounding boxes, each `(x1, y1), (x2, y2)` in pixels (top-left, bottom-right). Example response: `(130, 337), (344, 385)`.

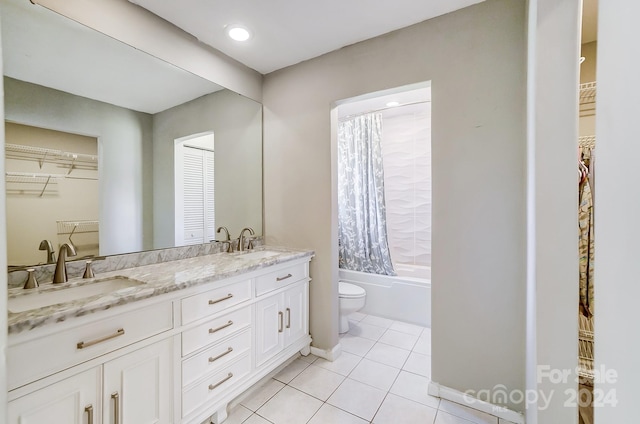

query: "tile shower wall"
(381, 103), (431, 267)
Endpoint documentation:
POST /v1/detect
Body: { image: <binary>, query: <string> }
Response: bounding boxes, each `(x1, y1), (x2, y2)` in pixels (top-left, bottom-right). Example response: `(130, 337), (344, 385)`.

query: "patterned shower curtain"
(338, 113), (395, 275)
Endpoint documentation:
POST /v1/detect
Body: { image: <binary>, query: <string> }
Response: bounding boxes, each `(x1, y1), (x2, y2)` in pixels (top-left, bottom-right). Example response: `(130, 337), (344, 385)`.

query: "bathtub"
(339, 265), (431, 327)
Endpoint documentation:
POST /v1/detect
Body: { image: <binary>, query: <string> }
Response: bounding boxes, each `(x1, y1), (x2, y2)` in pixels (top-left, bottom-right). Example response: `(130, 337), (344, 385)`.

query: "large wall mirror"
(2, 0), (263, 267)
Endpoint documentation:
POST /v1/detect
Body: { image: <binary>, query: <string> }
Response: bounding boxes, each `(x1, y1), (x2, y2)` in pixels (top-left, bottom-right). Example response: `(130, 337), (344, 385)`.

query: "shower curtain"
(338, 112), (395, 275)
(579, 147), (595, 318)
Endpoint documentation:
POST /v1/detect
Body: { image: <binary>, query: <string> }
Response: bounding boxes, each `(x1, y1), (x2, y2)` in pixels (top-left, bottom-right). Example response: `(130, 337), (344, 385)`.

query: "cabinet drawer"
(182, 329), (251, 388)
(8, 301), (172, 391)
(182, 353), (251, 418)
(255, 263), (308, 296)
(181, 306), (251, 356)
(181, 279), (251, 325)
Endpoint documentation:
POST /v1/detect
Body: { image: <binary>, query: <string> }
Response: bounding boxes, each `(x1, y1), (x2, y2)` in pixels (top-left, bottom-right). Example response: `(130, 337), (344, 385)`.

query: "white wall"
(153, 89), (263, 247)
(32, 0), (262, 102)
(595, 0), (640, 421)
(4, 78), (154, 255)
(263, 0), (527, 411)
(525, 0), (581, 422)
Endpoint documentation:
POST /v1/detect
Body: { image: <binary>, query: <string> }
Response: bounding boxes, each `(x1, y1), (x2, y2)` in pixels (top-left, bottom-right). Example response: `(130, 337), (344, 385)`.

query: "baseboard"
(428, 381), (525, 424)
(310, 342), (342, 361)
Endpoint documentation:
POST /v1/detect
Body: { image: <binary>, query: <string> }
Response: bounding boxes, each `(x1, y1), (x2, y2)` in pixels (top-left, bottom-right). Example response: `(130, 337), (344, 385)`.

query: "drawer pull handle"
(276, 273), (293, 282)
(77, 328), (125, 349)
(209, 293), (233, 305)
(209, 320), (233, 334)
(209, 347), (234, 363)
(209, 372), (233, 391)
(111, 392), (120, 424)
(278, 311), (284, 333)
(286, 308), (291, 329)
(85, 404), (94, 424)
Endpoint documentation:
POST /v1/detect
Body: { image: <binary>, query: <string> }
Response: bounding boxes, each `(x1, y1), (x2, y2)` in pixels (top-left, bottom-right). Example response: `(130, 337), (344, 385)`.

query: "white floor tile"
(413, 334), (432, 355)
(365, 342), (411, 369)
(403, 351), (431, 378)
(327, 378), (387, 421)
(379, 329), (419, 350)
(348, 312), (367, 322)
(362, 315), (394, 329)
(389, 370), (440, 409)
(243, 414), (273, 424)
(348, 321), (387, 341)
(438, 399), (499, 424)
(435, 410), (476, 424)
(273, 359), (311, 384)
(372, 393), (437, 424)
(389, 321), (426, 336)
(349, 358), (401, 391)
(222, 405), (253, 424)
(308, 403), (368, 424)
(257, 386), (322, 424)
(298, 353), (319, 364)
(314, 351), (362, 376)
(339, 334), (376, 357)
(240, 379), (285, 412)
(289, 364), (345, 401)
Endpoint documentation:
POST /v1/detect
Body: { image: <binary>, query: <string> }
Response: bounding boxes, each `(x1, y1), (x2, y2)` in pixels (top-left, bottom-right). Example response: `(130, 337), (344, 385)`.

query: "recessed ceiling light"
(226, 24), (251, 42)
(386, 101), (400, 107)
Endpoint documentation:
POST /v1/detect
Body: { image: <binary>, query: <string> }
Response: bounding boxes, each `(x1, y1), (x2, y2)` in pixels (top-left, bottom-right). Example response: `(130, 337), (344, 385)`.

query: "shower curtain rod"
(338, 100), (430, 122)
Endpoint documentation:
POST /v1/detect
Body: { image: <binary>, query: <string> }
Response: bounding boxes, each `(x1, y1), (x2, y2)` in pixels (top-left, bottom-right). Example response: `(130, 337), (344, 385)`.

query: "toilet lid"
(339, 281), (365, 298)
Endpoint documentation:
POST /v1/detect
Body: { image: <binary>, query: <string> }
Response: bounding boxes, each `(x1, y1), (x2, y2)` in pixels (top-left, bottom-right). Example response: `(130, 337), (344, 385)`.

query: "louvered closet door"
(182, 147), (215, 245)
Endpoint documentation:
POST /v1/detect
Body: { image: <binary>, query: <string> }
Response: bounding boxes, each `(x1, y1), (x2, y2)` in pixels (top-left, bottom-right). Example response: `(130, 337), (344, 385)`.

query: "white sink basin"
(237, 250), (280, 261)
(8, 277), (144, 313)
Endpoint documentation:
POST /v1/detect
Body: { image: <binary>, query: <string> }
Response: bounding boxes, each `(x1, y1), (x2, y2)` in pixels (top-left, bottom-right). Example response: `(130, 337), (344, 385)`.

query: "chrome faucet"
(39, 239), (56, 264)
(238, 227), (255, 252)
(216, 226), (232, 252)
(53, 243), (77, 284)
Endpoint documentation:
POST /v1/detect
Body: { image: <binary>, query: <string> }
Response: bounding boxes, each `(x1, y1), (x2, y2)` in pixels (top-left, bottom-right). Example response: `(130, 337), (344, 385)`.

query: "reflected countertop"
(8, 246), (314, 335)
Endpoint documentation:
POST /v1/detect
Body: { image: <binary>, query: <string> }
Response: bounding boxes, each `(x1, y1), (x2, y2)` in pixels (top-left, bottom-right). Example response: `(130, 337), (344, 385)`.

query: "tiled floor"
(222, 313), (515, 424)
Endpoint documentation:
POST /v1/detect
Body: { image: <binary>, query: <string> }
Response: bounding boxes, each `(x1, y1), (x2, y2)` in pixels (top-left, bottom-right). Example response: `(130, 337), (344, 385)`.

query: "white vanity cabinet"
(7, 252), (313, 424)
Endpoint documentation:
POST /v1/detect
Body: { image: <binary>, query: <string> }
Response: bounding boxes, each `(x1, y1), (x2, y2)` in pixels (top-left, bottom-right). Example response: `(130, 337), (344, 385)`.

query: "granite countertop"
(8, 246), (313, 335)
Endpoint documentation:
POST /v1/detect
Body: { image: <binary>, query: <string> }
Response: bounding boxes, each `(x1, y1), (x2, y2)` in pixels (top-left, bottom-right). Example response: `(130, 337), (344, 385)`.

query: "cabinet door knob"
(286, 308), (291, 329)
(278, 311), (284, 333)
(209, 293), (233, 305)
(77, 328), (125, 349)
(208, 372), (233, 391)
(209, 347), (234, 364)
(276, 273), (293, 282)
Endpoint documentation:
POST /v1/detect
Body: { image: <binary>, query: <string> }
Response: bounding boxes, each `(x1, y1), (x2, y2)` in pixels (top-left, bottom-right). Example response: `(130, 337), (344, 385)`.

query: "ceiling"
(582, 0), (598, 44)
(128, 0), (486, 75)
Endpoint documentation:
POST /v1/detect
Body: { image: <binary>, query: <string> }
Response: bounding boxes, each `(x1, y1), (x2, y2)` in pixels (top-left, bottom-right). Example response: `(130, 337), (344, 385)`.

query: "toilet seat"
(339, 281), (366, 298)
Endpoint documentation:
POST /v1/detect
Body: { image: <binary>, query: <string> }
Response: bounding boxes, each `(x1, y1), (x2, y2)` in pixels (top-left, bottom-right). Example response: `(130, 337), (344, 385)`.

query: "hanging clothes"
(579, 148), (595, 318)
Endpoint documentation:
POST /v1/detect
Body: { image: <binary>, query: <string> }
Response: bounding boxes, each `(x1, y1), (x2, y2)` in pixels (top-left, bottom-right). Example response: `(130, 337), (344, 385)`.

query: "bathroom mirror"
(2, 0), (263, 266)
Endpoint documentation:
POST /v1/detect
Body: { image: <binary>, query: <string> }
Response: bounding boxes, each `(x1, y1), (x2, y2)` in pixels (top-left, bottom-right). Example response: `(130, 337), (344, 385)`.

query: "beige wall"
(263, 0), (527, 411)
(152, 89), (263, 248)
(580, 41), (597, 84)
(5, 123), (98, 265)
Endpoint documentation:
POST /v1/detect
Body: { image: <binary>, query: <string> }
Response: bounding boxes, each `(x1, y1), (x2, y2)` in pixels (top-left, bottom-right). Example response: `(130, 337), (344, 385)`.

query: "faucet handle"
(23, 268), (39, 289)
(83, 260), (95, 279)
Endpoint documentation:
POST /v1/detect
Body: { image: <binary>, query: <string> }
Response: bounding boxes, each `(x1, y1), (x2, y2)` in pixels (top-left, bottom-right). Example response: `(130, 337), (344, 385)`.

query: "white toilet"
(338, 281), (367, 333)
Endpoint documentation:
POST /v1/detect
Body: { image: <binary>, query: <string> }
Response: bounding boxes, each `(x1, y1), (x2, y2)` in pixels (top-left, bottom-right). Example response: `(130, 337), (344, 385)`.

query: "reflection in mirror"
(2, 0), (263, 267)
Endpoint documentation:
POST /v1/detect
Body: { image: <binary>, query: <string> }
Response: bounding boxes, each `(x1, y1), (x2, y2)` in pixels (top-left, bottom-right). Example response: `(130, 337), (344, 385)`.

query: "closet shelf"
(5, 143), (98, 174)
(56, 220), (99, 235)
(5, 171), (63, 196)
(579, 81), (596, 105)
(579, 135), (596, 149)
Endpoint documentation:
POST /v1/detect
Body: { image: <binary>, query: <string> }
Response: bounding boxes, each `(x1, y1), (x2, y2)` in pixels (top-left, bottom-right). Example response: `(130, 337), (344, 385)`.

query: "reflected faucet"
(39, 239), (56, 264)
(238, 227), (255, 252)
(216, 226), (232, 252)
(53, 243), (77, 284)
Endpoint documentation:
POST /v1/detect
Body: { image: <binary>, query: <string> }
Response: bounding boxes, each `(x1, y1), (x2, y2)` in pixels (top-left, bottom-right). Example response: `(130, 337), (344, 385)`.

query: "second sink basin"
(8, 276), (144, 313)
(237, 250), (280, 261)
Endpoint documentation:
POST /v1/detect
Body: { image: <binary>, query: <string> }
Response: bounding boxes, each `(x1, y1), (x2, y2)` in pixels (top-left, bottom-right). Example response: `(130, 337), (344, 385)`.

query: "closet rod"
(338, 100), (430, 122)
